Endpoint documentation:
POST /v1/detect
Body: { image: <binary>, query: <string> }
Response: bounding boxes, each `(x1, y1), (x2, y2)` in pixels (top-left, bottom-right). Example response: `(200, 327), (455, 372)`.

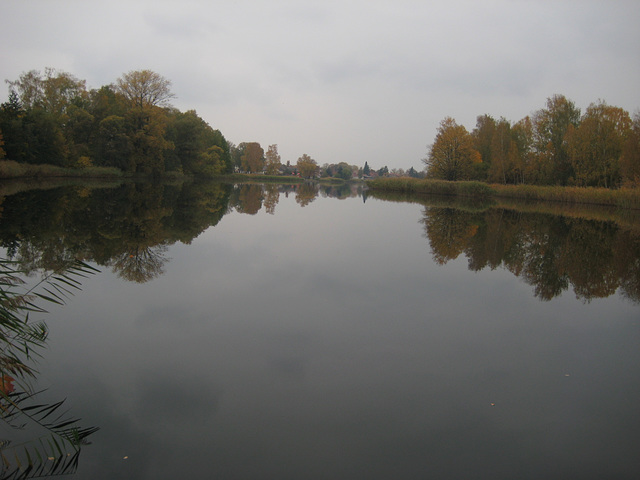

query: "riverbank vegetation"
(1, 70), (638, 191)
(366, 177), (640, 210)
(0, 68), (233, 177)
(0, 158), (124, 179)
(369, 94), (640, 210)
(0, 69), (362, 183)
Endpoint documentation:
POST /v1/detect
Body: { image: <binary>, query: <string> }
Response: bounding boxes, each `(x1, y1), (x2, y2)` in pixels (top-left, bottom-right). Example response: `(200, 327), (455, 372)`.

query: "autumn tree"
(80, 85), (127, 168)
(487, 118), (521, 184)
(296, 154), (318, 178)
(471, 114), (496, 180)
(241, 142), (264, 173)
(567, 101), (631, 187)
(532, 94), (581, 185)
(3, 69), (88, 166)
(264, 144), (281, 175)
(425, 117), (480, 181)
(116, 70), (174, 110)
(6, 68), (87, 119)
(620, 112), (640, 186)
(63, 84), (129, 167)
(511, 116), (535, 184)
(116, 70), (175, 175)
(87, 85), (127, 120)
(126, 107), (172, 175)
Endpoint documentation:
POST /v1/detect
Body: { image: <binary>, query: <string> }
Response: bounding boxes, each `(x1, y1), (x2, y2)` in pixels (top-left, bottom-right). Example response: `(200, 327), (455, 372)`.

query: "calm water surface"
(1, 182), (638, 479)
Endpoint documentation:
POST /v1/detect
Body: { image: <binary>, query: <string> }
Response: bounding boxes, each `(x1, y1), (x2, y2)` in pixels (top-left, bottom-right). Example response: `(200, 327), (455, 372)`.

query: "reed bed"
(0, 160), (123, 179)
(367, 177), (640, 210)
(367, 178), (494, 198)
(490, 184), (640, 210)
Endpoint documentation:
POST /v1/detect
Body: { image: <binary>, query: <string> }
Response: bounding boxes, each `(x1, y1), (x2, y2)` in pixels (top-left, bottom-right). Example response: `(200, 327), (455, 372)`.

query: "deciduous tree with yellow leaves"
(567, 101), (631, 188)
(264, 144), (281, 175)
(296, 154), (318, 178)
(425, 117), (481, 181)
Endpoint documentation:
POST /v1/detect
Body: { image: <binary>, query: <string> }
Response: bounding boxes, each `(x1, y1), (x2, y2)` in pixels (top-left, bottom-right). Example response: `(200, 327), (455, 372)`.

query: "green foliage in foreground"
(0, 259), (100, 478)
(367, 177), (640, 210)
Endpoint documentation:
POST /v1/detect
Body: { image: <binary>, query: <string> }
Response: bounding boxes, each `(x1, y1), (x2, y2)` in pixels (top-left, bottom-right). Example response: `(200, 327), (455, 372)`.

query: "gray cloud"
(1, 0), (638, 170)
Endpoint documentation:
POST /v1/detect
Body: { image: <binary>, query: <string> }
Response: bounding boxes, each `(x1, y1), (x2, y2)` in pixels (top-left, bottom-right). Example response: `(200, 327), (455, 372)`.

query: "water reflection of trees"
(112, 245), (169, 283)
(422, 206), (640, 302)
(0, 180), (366, 283)
(263, 184), (279, 215)
(230, 184), (264, 214)
(229, 181), (366, 214)
(0, 181), (232, 283)
(295, 183), (317, 207)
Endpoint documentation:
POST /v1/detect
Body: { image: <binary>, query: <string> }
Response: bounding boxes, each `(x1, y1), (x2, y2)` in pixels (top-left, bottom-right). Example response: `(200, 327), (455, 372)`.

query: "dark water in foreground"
(1, 181), (639, 479)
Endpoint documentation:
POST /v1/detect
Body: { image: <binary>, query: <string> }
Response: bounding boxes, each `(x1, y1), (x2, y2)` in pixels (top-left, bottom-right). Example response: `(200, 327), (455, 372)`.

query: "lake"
(1, 180), (639, 479)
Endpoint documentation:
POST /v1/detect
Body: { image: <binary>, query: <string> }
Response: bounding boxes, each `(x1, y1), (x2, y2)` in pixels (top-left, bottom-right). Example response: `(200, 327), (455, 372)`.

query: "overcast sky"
(2, 0), (639, 170)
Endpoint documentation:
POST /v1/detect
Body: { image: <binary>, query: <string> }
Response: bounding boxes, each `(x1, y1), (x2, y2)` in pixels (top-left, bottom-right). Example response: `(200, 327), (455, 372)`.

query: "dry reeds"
(367, 177), (640, 210)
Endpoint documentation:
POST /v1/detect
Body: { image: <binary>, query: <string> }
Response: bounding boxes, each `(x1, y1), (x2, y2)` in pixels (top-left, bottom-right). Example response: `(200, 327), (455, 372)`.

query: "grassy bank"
(219, 174), (353, 184)
(0, 164), (351, 186)
(490, 184), (640, 210)
(0, 160), (125, 179)
(366, 177), (640, 210)
(219, 173), (305, 183)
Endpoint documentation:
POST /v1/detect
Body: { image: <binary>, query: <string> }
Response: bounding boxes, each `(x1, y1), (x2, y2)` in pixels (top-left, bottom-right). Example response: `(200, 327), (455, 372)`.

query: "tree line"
(3, 70), (635, 187)
(0, 68), (360, 181)
(424, 94), (640, 188)
(0, 68), (233, 176)
(0, 68), (419, 181)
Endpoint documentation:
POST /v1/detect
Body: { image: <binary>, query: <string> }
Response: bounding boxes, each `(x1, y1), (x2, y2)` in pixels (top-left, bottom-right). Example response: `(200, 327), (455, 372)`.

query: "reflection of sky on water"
(38, 193), (640, 479)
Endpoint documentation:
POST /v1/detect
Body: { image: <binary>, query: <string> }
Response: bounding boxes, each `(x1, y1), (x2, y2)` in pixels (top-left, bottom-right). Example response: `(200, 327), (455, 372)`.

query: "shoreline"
(366, 177), (640, 211)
